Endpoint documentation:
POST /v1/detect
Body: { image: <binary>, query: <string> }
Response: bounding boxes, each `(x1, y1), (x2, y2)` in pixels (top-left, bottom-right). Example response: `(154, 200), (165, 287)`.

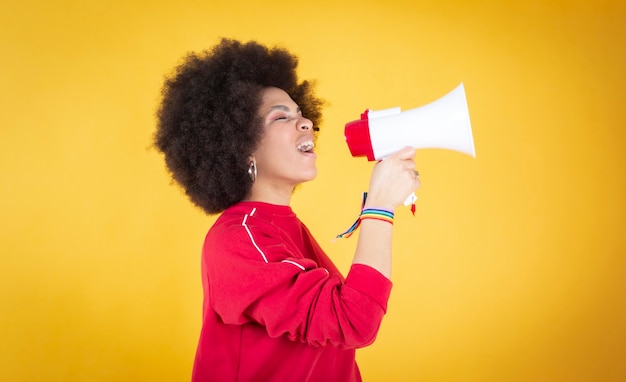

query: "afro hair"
(154, 38), (324, 214)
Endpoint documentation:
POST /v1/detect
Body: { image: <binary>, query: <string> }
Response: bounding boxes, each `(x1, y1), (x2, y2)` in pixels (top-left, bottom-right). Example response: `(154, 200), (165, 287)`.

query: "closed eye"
(270, 111), (299, 122)
(268, 105), (301, 120)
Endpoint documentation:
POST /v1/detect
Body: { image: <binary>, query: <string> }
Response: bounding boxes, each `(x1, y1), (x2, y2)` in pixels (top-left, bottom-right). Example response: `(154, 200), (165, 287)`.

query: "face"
(251, 87), (317, 191)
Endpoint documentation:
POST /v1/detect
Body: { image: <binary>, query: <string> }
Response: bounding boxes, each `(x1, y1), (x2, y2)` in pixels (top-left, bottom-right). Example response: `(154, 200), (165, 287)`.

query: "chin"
(300, 169), (318, 183)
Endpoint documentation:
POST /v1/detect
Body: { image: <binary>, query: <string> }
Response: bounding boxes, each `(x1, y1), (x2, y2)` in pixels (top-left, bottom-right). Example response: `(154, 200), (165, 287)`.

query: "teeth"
(297, 141), (315, 152)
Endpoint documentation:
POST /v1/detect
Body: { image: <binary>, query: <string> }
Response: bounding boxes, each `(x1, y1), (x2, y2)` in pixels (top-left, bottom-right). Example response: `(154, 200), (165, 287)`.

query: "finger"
(395, 146), (416, 160)
(385, 146), (415, 161)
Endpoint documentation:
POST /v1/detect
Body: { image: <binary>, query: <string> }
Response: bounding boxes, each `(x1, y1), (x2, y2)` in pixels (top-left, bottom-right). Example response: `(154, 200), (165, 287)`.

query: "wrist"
(362, 200), (396, 212)
(360, 208), (394, 225)
(335, 192), (395, 240)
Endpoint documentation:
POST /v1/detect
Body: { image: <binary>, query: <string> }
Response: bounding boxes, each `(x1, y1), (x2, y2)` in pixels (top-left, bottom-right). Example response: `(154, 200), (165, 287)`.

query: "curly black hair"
(154, 38), (324, 215)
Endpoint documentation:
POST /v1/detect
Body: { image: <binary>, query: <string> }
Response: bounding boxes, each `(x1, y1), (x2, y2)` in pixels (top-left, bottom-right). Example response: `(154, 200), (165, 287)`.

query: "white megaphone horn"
(344, 83), (476, 206)
(345, 82), (475, 160)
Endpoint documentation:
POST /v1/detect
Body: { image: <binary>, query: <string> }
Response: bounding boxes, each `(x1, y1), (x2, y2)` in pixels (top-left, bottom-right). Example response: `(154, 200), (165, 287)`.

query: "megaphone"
(344, 83), (476, 207)
(344, 83), (476, 161)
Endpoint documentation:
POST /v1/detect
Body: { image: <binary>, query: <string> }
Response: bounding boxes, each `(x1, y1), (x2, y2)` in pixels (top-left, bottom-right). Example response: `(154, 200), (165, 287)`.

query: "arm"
(352, 147), (421, 279)
(204, 217), (392, 349)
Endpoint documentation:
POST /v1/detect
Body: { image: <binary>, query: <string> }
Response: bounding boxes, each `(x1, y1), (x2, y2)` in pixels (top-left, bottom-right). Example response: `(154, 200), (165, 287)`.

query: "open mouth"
(296, 140), (315, 153)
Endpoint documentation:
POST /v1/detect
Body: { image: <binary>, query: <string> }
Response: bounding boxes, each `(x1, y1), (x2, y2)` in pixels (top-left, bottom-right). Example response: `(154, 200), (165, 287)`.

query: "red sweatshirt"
(191, 201), (393, 382)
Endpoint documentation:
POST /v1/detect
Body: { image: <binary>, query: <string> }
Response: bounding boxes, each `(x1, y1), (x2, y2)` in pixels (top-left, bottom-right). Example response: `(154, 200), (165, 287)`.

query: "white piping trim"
(242, 212), (268, 263)
(240, 208), (308, 273)
(281, 260), (306, 271)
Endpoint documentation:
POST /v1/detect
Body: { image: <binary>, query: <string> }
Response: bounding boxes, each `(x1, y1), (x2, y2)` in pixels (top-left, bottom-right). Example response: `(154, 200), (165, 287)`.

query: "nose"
(297, 117), (314, 132)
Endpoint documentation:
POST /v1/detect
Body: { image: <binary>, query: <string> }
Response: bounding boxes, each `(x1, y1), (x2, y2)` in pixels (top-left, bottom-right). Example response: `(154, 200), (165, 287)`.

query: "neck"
(244, 182), (294, 206)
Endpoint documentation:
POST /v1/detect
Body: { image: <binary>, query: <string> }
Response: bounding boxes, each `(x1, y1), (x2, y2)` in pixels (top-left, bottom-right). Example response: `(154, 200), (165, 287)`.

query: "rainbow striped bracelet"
(335, 193), (394, 239)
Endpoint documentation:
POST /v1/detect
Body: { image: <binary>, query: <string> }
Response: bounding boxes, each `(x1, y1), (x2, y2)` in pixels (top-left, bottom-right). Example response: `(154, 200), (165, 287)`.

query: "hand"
(364, 147), (421, 211)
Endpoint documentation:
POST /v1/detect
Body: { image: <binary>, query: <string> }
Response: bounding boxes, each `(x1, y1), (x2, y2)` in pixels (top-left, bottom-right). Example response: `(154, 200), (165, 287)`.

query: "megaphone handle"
(403, 193), (417, 206)
(376, 157), (417, 211)
(403, 192), (417, 215)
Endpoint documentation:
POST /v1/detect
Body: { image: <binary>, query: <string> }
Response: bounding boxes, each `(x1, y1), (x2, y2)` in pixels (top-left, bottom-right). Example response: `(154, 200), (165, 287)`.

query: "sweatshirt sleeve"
(203, 216), (393, 350)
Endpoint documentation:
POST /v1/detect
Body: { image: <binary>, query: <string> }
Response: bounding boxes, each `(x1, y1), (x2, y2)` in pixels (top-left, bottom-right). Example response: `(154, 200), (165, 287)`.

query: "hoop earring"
(248, 161), (257, 183)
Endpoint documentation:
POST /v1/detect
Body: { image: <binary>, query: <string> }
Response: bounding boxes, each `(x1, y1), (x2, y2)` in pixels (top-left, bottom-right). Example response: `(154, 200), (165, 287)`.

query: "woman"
(155, 38), (420, 382)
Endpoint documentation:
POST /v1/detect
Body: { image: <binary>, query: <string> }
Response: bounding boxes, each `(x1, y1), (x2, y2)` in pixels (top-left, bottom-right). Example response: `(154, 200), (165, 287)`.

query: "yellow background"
(1, 0), (625, 381)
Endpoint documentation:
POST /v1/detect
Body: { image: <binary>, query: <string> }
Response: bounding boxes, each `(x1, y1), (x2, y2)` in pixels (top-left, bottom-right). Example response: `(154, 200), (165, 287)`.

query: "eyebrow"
(269, 105), (301, 113)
